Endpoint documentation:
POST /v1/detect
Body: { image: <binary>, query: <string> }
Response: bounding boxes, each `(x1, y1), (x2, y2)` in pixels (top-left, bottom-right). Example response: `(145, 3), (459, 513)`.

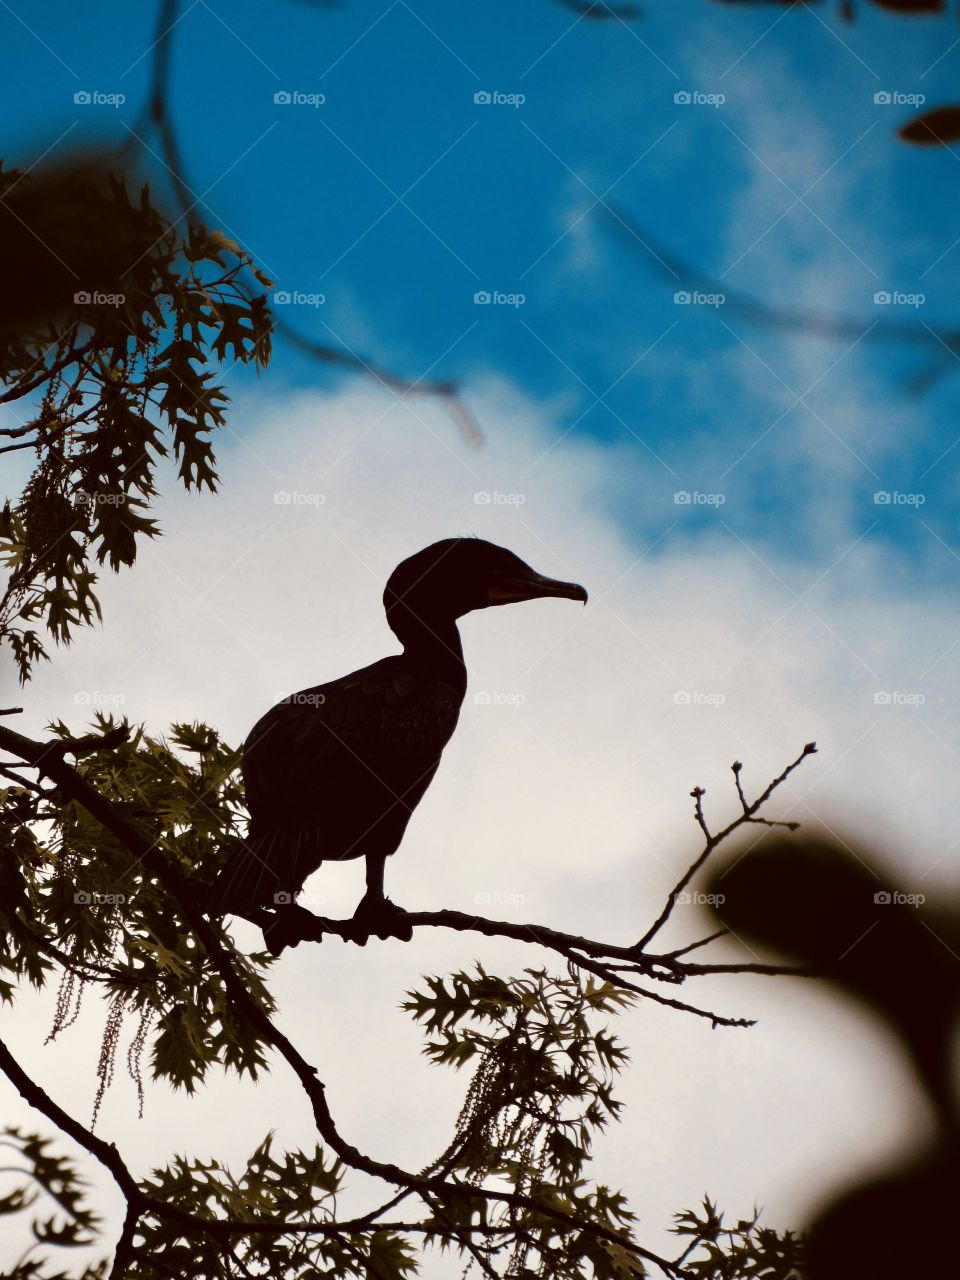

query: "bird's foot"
(262, 902), (328, 956)
(345, 894), (414, 945)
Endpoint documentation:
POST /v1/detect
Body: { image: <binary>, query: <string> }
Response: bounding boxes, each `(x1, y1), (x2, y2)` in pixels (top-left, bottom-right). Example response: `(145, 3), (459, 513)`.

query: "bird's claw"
(345, 895), (413, 945)
(262, 903), (330, 956)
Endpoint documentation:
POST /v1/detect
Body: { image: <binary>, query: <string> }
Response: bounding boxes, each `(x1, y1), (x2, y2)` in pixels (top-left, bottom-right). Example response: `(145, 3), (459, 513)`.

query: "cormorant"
(207, 538), (587, 945)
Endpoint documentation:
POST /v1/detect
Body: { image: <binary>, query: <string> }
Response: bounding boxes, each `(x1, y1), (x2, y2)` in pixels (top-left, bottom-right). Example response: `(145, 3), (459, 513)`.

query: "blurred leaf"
(898, 104), (960, 144)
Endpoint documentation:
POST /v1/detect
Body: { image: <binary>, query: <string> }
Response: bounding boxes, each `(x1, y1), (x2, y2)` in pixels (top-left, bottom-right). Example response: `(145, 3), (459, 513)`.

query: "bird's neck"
(395, 610), (466, 695)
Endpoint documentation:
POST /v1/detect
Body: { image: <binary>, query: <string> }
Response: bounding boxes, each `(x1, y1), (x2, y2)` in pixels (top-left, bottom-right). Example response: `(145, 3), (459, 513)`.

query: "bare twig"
(634, 743), (817, 952)
(601, 202), (960, 369)
(128, 0), (481, 446)
(666, 929), (729, 958)
(567, 949), (756, 1029)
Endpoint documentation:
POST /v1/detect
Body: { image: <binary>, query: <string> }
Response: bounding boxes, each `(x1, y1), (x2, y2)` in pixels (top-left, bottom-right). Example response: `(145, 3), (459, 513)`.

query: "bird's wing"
(242, 657), (462, 833)
(206, 660), (462, 915)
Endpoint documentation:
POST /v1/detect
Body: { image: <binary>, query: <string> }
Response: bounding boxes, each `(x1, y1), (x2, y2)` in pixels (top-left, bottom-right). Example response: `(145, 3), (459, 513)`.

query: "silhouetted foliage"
(0, 707), (816, 1277)
(709, 834), (960, 1280)
(0, 154), (272, 683)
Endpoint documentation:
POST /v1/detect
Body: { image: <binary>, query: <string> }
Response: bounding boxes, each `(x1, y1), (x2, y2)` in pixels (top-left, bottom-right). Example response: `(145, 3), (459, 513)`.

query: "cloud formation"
(3, 377), (956, 1268)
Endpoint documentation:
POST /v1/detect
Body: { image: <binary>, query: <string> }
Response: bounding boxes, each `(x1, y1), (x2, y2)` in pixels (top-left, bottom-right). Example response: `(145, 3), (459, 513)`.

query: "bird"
(206, 538), (587, 949)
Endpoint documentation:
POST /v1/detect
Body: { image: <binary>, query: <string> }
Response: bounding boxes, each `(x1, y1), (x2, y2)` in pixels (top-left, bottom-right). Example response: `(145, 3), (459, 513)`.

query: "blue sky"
(4, 0), (960, 569)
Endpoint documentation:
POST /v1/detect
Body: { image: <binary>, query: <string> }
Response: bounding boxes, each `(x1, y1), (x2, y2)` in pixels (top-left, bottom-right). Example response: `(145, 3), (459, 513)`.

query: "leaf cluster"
(405, 964), (642, 1278)
(0, 1126), (106, 1279)
(0, 717), (274, 1103)
(672, 1198), (803, 1280)
(0, 157), (272, 681)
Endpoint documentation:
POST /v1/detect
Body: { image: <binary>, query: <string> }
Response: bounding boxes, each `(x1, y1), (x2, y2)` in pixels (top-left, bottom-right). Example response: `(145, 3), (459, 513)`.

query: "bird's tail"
(205, 829), (322, 917)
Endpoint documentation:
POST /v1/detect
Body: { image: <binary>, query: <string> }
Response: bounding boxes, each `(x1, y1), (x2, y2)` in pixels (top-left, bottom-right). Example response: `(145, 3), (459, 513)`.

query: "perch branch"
(0, 719), (688, 1278)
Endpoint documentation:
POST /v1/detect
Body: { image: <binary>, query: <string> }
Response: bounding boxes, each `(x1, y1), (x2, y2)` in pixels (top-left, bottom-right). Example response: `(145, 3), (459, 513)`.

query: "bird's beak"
(486, 569), (588, 607)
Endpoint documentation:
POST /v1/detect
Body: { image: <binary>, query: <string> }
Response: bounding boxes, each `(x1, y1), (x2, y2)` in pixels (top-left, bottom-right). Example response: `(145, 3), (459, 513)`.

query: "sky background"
(2, 1), (960, 1275)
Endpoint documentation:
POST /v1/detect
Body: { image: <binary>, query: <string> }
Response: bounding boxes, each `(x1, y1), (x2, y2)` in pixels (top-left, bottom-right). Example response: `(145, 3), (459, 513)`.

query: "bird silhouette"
(206, 538), (587, 948)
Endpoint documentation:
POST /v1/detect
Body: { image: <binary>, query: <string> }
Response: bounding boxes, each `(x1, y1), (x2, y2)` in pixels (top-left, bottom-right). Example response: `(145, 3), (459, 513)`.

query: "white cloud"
(3, 377), (957, 1271)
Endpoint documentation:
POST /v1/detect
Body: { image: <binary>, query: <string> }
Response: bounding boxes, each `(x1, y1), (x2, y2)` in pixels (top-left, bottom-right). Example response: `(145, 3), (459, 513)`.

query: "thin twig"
(567, 950), (756, 1029)
(666, 930), (728, 958)
(634, 743), (817, 952)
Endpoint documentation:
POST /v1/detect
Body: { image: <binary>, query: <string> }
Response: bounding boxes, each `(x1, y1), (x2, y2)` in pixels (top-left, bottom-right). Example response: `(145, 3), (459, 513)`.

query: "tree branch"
(0, 718), (693, 1277)
(129, 0), (482, 446)
(634, 743), (817, 951)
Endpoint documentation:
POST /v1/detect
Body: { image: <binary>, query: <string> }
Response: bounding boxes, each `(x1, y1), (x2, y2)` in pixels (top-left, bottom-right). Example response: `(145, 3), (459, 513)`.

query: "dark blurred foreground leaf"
(898, 105), (960, 144)
(707, 833), (960, 1280)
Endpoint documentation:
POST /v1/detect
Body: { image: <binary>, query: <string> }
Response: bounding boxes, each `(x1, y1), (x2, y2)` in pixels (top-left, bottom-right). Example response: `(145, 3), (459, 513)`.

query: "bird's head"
(384, 538), (587, 638)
